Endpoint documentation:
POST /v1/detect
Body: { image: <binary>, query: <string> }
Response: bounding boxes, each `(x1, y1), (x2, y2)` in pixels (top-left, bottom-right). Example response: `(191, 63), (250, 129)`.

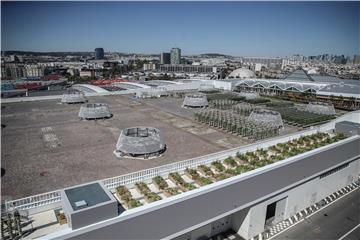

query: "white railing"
(3, 191), (61, 215)
(3, 128), (317, 214)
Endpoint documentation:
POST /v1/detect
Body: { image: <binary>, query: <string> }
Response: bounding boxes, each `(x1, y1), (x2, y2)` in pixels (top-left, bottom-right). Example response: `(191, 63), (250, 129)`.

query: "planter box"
(152, 181), (165, 191)
(197, 168), (216, 181)
(163, 188), (180, 197)
(184, 172), (204, 186)
(144, 193), (162, 203)
(135, 184), (150, 196)
(168, 175), (188, 192)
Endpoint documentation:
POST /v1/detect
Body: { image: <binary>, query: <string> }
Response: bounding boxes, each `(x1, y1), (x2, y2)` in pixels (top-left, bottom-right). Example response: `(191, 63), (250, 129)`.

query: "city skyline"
(1, 1), (359, 57)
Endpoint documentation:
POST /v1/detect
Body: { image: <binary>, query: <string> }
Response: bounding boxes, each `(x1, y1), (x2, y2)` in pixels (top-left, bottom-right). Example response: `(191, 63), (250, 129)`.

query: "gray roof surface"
(336, 121), (360, 128)
(65, 183), (111, 211)
(318, 83), (360, 95)
(285, 69), (314, 82)
(311, 75), (360, 85)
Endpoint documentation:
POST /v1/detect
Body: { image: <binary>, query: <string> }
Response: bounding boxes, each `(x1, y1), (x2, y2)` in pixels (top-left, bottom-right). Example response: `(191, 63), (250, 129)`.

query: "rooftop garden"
(115, 186), (142, 209)
(153, 176), (181, 197)
(206, 92), (245, 102)
(194, 110), (279, 140)
(243, 98), (270, 104)
(135, 182), (162, 203)
(114, 132), (348, 210)
(169, 172), (196, 192)
(269, 106), (335, 126)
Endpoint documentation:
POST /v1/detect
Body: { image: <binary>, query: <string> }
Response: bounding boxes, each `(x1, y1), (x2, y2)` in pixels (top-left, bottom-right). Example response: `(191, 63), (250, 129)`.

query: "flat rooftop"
(1, 94), (300, 199)
(65, 183), (111, 211)
(337, 120), (360, 128)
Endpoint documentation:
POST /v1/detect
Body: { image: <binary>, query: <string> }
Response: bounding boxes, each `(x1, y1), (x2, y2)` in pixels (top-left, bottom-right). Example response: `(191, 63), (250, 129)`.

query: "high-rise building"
(160, 53), (171, 65)
(95, 48), (105, 60)
(170, 48), (181, 65)
(353, 55), (360, 64)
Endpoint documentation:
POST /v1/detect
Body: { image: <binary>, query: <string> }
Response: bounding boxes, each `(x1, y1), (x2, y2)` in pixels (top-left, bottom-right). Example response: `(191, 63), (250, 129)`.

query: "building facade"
(25, 65), (44, 77)
(170, 48), (181, 65)
(95, 48), (105, 60)
(1, 63), (26, 80)
(80, 69), (95, 77)
(160, 52), (171, 64)
(241, 57), (283, 70)
(160, 64), (220, 73)
(353, 55), (360, 64)
(143, 63), (157, 71)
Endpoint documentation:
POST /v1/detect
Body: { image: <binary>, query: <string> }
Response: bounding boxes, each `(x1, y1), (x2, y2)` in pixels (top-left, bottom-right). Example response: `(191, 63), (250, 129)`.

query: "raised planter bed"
(116, 186), (132, 201)
(116, 186), (143, 209)
(144, 192), (162, 203)
(135, 182), (162, 203)
(211, 161), (226, 172)
(135, 182), (151, 195)
(126, 199), (143, 209)
(152, 176), (168, 190)
(185, 168), (213, 186)
(163, 187), (181, 197)
(198, 165), (216, 180)
(169, 172), (196, 192)
(224, 156), (238, 168)
(215, 173), (230, 181)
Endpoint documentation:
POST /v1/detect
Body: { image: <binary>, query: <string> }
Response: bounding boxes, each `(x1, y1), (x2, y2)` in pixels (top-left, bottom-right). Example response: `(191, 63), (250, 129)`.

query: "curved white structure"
(235, 79), (328, 93)
(61, 92), (87, 104)
(182, 93), (209, 108)
(78, 103), (112, 120)
(114, 127), (166, 159)
(112, 82), (152, 90)
(72, 84), (109, 94)
(228, 68), (256, 79)
(143, 80), (180, 87)
(234, 79), (360, 98)
(135, 87), (168, 99)
(305, 102), (336, 115)
(248, 109), (284, 128)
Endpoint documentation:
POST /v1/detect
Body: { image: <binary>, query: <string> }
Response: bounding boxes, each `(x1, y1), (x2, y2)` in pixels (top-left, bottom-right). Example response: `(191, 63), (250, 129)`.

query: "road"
(272, 188), (360, 240)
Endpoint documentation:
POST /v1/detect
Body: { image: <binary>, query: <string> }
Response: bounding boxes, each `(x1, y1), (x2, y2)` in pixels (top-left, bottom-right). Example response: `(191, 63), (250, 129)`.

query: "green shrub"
(211, 161), (225, 172)
(224, 157), (237, 167)
(128, 199), (142, 208)
(153, 176), (168, 190)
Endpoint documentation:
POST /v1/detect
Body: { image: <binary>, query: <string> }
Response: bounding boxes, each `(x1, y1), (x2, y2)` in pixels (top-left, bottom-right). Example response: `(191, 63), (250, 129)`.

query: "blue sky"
(1, 1), (359, 57)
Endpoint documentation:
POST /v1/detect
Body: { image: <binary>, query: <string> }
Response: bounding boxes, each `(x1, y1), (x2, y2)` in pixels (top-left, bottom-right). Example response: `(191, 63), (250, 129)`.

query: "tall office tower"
(95, 48), (105, 60)
(160, 53), (171, 64)
(170, 48), (181, 65)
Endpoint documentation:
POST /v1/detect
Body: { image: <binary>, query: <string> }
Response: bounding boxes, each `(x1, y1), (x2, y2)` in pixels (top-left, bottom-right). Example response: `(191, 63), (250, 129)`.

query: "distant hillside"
(2, 51), (93, 56)
(200, 53), (233, 58)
